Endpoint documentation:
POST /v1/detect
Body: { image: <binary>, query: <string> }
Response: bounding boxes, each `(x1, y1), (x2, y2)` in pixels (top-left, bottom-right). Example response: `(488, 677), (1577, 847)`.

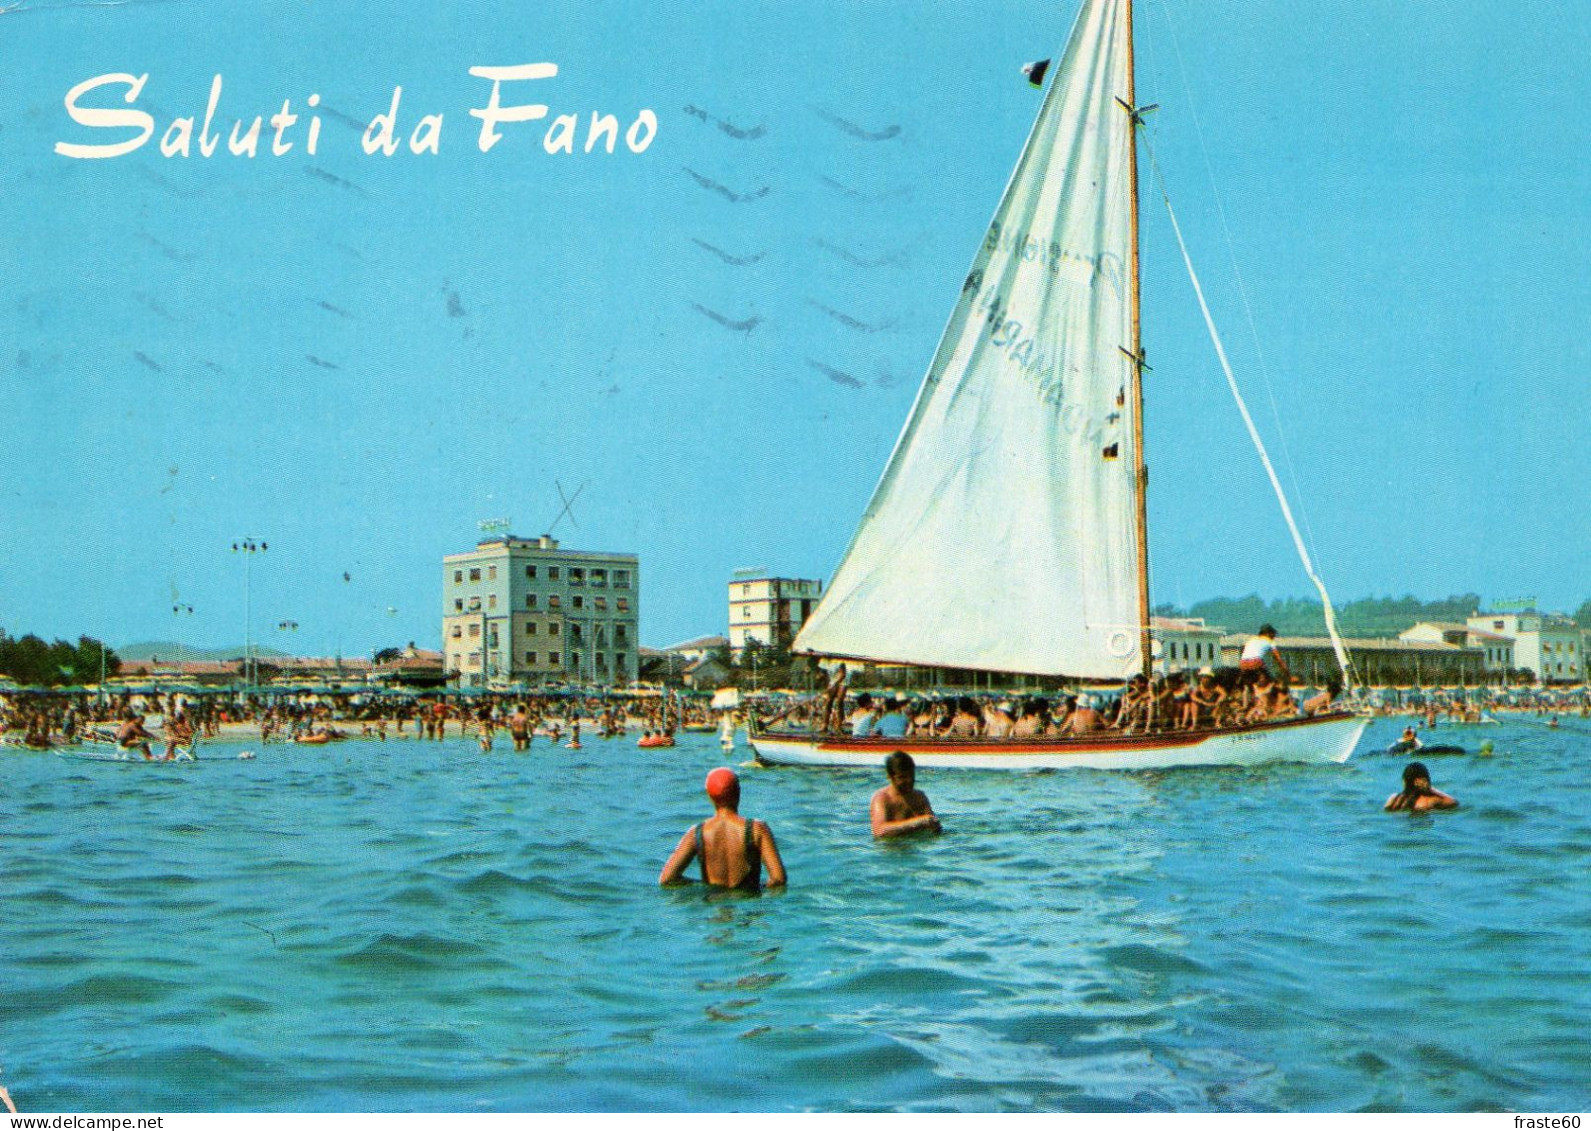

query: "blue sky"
(2, 0), (1587, 656)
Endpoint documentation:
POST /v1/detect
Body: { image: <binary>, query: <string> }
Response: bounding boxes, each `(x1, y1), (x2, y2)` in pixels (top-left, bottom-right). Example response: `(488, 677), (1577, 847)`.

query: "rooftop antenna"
(546, 480), (586, 536)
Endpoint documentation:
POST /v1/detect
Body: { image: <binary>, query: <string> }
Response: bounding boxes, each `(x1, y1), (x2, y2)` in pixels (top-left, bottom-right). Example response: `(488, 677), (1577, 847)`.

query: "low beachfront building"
(728, 570), (823, 657)
(442, 534), (639, 688)
(1466, 611), (1583, 684)
(1399, 622), (1514, 674)
(1220, 634), (1492, 687)
(663, 635), (728, 665)
(1151, 616), (1225, 675)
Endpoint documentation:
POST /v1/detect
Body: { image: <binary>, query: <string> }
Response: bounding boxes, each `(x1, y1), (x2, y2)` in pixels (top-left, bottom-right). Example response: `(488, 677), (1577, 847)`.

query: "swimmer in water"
(870, 750), (941, 838)
(659, 767), (786, 890)
(1385, 761), (1459, 812)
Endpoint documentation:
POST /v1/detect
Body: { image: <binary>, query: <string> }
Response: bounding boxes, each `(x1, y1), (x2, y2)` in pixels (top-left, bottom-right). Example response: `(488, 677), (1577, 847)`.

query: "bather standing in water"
(660, 767), (786, 890)
(870, 750), (941, 838)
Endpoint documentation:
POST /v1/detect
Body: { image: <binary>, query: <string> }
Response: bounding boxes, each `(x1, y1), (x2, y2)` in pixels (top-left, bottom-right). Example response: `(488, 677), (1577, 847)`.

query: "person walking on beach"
(659, 767), (786, 890)
(870, 750), (941, 838)
(1385, 761), (1459, 812)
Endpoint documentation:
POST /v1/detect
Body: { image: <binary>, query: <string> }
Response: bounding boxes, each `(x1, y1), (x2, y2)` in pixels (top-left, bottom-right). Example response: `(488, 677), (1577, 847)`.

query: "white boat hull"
(749, 713), (1368, 771)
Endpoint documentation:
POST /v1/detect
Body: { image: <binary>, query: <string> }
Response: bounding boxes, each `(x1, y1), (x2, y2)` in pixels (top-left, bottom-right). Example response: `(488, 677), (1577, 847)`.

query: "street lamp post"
(233, 538), (267, 689)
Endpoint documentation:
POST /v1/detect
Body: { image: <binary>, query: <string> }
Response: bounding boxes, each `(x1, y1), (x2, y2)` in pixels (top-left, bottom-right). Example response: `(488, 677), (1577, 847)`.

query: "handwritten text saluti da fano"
(54, 65), (657, 159)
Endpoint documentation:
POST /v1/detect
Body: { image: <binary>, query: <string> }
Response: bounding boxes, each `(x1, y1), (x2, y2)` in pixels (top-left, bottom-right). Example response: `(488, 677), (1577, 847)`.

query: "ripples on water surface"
(3, 718), (1590, 1112)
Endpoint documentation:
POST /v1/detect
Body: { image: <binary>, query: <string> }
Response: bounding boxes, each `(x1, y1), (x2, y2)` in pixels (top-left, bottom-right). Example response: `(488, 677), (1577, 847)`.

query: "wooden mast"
(1125, 0), (1153, 680)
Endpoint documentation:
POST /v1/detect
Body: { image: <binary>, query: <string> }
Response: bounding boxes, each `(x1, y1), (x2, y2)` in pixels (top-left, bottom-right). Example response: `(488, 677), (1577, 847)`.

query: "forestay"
(794, 0), (1142, 679)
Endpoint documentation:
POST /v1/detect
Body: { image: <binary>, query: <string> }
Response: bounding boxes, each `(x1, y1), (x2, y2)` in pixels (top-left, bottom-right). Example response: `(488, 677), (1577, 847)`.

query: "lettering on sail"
(983, 221), (1125, 299)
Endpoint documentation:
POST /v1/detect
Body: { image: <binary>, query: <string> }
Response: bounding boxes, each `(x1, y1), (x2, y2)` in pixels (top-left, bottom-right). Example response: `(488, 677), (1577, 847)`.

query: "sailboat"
(749, 0), (1369, 771)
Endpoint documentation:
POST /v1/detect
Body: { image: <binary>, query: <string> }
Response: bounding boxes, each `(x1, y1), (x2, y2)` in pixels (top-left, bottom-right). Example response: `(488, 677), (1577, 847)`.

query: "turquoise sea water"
(3, 717), (1590, 1113)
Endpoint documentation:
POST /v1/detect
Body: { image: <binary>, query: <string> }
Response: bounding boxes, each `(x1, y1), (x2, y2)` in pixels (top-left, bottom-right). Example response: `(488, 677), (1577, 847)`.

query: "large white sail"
(795, 0), (1141, 678)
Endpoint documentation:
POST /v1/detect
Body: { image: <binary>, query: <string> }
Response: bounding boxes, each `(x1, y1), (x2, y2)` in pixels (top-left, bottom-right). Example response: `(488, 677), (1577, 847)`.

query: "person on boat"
(1385, 761), (1458, 812)
(870, 751), (941, 838)
(949, 698), (982, 737)
(1046, 696), (1075, 736)
(1115, 675), (1149, 733)
(876, 698), (910, 739)
(848, 694), (880, 737)
(818, 662), (848, 733)
(984, 701), (1016, 739)
(1148, 676), (1175, 731)
(1069, 695), (1104, 736)
(1239, 625), (1291, 698)
(1190, 671), (1225, 728)
(1012, 699), (1045, 738)
(1302, 677), (1343, 717)
(115, 712), (154, 760)
(659, 767), (786, 890)
(1168, 674), (1194, 730)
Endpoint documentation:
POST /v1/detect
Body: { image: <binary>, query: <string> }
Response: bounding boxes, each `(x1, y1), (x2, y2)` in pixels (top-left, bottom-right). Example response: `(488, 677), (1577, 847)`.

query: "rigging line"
(1143, 136), (1359, 689)
(1157, 0), (1324, 570)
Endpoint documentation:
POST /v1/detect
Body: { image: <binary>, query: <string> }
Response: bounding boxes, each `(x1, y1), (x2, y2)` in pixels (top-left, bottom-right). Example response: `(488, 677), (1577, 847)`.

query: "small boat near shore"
(753, 0), (1368, 771)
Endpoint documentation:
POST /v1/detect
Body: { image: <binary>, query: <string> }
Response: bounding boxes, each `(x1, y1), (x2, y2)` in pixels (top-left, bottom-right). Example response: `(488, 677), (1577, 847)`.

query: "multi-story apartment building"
(727, 569), (823, 655)
(443, 534), (638, 687)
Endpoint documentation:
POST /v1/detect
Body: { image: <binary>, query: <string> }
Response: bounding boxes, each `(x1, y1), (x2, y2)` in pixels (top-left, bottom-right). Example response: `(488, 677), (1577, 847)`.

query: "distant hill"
(117, 641), (292, 663)
(1153, 593), (1488, 639)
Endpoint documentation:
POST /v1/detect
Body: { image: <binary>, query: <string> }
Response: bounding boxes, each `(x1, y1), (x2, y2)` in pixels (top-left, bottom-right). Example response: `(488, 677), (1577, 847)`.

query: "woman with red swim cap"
(659, 767), (787, 890)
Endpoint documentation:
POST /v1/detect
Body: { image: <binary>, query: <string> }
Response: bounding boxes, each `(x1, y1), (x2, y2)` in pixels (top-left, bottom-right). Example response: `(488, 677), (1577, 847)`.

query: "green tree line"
(0, 631), (121, 687)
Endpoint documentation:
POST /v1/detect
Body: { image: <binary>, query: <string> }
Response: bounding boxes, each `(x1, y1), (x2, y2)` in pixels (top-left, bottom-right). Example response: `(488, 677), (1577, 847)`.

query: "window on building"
(526, 595), (537, 609)
(615, 625), (628, 645)
(526, 651), (536, 664)
(468, 596), (482, 611)
(573, 596), (584, 610)
(468, 651), (480, 668)
(617, 597), (629, 612)
(548, 567), (560, 581)
(571, 651), (581, 671)
(549, 623), (561, 636)
(526, 623), (538, 635)
(570, 568), (584, 586)
(488, 594), (497, 609)
(596, 652), (608, 670)
(468, 623), (480, 637)
(743, 608), (751, 619)
(470, 568), (481, 581)
(526, 565), (537, 579)
(613, 570), (630, 588)
(595, 597), (607, 611)
(743, 584), (751, 596)
(451, 625), (462, 638)
(454, 598), (464, 612)
(548, 651), (560, 665)
(453, 570), (463, 584)
(488, 565), (497, 580)
(549, 595), (561, 610)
